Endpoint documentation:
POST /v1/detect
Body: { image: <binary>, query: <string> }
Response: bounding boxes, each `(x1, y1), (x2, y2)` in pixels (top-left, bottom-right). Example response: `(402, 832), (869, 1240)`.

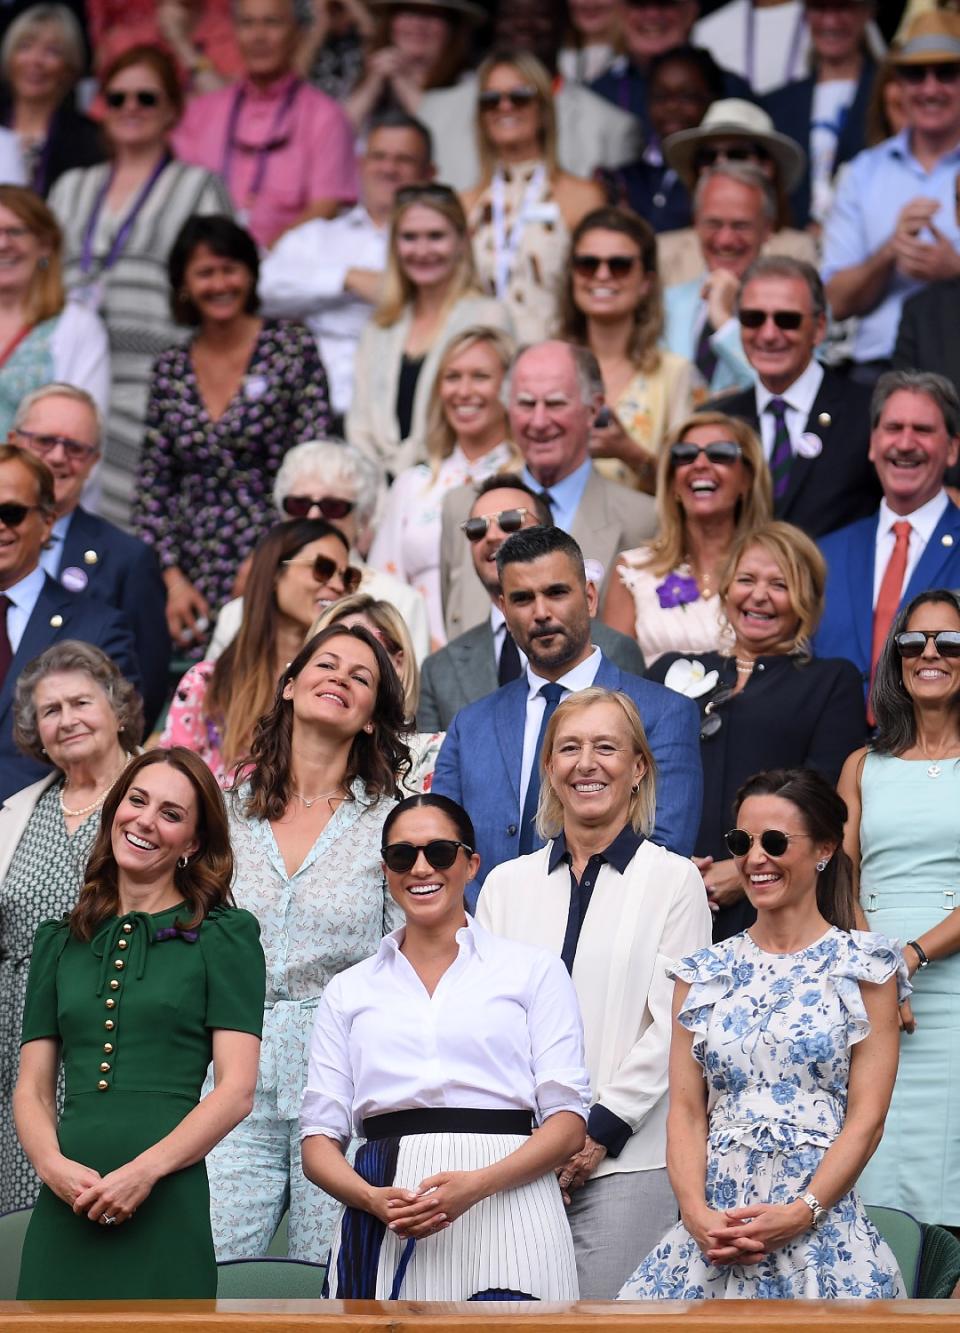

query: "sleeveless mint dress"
(857, 751), (960, 1225)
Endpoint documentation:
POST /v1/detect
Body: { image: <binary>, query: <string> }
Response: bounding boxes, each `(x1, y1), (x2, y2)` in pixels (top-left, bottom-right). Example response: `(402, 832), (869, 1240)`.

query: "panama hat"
(891, 10), (960, 64)
(663, 99), (807, 193)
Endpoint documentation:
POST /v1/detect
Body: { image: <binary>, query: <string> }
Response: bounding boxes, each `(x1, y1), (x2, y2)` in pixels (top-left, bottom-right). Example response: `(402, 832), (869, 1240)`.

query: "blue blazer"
(662, 278), (755, 396)
(432, 654), (703, 908)
(814, 500), (960, 695)
(58, 507), (171, 729)
(0, 574), (141, 802)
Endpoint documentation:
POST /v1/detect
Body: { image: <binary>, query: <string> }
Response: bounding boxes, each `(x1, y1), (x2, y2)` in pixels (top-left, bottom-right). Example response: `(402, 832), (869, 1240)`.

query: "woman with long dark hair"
(14, 748), (265, 1299)
(206, 624), (411, 1265)
(619, 767), (906, 1301)
(839, 588), (960, 1229)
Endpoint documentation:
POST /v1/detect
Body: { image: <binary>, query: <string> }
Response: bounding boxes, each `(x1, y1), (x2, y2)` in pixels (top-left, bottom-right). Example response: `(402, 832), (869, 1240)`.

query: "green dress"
(16, 903), (265, 1300)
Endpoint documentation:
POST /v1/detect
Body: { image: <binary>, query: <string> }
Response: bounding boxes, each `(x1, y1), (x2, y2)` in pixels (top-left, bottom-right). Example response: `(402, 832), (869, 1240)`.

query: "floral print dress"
(618, 927), (908, 1301)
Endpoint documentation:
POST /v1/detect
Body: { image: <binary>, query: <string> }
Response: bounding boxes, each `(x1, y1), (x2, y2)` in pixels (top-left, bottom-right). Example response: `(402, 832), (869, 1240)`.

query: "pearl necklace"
(60, 763), (125, 819)
(292, 787), (344, 809)
(735, 656), (755, 675)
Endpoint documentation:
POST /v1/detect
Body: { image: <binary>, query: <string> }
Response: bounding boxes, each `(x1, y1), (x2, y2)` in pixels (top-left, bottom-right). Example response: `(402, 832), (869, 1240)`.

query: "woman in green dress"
(13, 747), (265, 1300)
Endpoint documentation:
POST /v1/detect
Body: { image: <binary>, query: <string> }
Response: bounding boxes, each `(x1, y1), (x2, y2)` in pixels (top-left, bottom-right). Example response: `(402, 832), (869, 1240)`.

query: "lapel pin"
(49, 613), (63, 628)
(796, 433), (823, 459)
(61, 566), (88, 592)
(943, 534), (954, 547)
(817, 412), (832, 428)
(83, 549), (98, 565)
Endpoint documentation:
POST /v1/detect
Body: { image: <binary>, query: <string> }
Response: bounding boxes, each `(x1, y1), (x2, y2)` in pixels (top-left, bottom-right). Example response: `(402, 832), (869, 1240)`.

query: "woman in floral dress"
(619, 767), (906, 1301)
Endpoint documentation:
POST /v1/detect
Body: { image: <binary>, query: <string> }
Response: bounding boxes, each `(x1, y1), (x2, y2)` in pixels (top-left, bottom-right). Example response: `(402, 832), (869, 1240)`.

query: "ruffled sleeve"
(669, 943), (737, 1041)
(830, 929), (912, 1048)
(199, 906), (266, 1037)
(20, 918), (71, 1044)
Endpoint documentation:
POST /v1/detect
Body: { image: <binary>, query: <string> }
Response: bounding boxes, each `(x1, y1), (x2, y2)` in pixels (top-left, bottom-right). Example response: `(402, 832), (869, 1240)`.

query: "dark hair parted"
(368, 107), (434, 166)
(168, 215), (260, 326)
(734, 768), (856, 932)
(495, 524), (586, 584)
(240, 625), (411, 821)
(381, 792), (476, 852)
(0, 442), (55, 511)
(871, 589), (960, 755)
(472, 471), (553, 526)
(69, 748), (234, 942)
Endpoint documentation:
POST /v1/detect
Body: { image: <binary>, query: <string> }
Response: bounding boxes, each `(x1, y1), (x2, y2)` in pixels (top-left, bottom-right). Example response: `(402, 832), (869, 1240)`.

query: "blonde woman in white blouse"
(368, 325), (518, 646)
(477, 688), (712, 1299)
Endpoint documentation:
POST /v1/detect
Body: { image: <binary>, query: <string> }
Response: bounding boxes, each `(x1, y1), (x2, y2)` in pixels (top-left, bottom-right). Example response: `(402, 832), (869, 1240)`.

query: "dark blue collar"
(548, 823), (642, 875)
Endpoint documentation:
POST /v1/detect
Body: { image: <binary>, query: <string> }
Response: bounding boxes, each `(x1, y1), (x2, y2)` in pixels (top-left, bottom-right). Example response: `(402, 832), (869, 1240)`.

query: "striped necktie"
(767, 397), (793, 501)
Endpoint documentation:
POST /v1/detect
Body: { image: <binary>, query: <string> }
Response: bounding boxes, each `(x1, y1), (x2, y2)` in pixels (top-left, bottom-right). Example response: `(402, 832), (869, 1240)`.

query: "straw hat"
(367, 0), (487, 25)
(663, 99), (807, 193)
(891, 10), (960, 64)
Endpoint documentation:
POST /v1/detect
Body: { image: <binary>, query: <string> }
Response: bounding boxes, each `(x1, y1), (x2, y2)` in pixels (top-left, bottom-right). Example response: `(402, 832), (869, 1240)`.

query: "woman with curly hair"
(206, 624), (411, 1265)
(558, 205), (702, 491)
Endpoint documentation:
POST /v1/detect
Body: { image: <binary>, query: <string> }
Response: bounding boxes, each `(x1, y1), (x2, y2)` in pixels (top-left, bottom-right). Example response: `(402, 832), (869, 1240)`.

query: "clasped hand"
(556, 1135), (607, 1205)
(372, 1170), (485, 1239)
(688, 1200), (811, 1266)
(71, 1156), (158, 1227)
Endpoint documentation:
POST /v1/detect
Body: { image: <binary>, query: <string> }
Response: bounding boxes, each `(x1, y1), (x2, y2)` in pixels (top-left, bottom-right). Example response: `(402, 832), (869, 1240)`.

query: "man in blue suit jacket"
(814, 370), (960, 697)
(10, 384), (170, 728)
(432, 527), (702, 908)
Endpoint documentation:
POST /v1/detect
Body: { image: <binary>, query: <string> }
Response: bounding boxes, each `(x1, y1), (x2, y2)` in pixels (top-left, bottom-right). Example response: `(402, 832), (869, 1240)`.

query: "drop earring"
(816, 858), (828, 873)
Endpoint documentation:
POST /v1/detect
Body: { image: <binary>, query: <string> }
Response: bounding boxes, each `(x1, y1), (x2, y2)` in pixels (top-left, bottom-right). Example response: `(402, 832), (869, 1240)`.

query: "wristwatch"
(801, 1191), (827, 1228)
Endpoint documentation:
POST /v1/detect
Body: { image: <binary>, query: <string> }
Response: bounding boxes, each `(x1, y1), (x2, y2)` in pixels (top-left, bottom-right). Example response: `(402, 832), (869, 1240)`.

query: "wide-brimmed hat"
(663, 99), (807, 193)
(367, 0), (486, 25)
(891, 10), (960, 64)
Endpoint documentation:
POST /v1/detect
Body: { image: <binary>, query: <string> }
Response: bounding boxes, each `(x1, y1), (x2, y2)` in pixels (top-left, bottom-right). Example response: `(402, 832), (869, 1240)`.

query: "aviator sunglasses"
(478, 87), (538, 111)
(461, 507), (531, 541)
(670, 440), (742, 467)
(895, 630), (960, 658)
(282, 553), (363, 593)
(105, 89), (161, 109)
(0, 502), (41, 528)
(382, 839), (474, 873)
(281, 495), (356, 521)
(738, 308), (805, 331)
(571, 253), (640, 278)
(725, 828), (808, 857)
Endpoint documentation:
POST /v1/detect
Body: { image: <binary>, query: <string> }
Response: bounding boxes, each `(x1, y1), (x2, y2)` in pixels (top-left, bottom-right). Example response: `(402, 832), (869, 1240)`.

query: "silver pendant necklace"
(292, 787), (343, 808)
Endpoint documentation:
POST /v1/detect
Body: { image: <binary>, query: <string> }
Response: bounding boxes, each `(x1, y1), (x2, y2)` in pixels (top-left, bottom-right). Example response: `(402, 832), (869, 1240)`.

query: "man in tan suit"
(440, 341), (657, 641)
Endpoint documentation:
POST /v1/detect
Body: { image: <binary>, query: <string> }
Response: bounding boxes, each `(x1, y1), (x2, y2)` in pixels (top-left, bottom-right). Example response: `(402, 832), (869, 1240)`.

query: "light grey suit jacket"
(417, 617), (647, 732)
(439, 466), (657, 641)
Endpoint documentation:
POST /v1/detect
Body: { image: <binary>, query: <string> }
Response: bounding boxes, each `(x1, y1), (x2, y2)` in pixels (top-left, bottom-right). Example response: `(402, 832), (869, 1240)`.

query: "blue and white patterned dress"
(618, 927), (908, 1301)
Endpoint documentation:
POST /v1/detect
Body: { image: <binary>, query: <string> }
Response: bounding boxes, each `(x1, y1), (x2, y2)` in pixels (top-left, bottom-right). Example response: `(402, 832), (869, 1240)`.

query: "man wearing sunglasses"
(419, 474), (644, 731)
(822, 11), (960, 382)
(8, 384), (170, 731)
(707, 256), (879, 536)
(0, 446), (140, 802)
(814, 369), (960, 702)
(433, 525), (701, 903)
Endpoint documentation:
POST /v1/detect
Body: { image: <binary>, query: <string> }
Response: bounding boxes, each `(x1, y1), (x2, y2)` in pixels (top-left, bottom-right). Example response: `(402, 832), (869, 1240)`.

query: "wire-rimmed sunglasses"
(670, 440), (742, 468)
(725, 828), (807, 857)
(461, 507), (531, 542)
(382, 839), (474, 873)
(281, 495), (356, 520)
(282, 553), (363, 593)
(895, 630), (960, 659)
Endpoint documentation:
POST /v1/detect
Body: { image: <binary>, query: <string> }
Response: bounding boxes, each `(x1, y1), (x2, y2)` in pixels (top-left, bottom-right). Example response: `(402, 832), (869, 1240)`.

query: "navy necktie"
(0, 595), (12, 685)
(498, 629), (521, 685)
(695, 318), (717, 383)
(519, 682), (564, 854)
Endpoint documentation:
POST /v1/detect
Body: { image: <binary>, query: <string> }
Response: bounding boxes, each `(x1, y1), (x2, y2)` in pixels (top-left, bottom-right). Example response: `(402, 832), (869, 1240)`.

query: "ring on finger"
(102, 1214), (117, 1226)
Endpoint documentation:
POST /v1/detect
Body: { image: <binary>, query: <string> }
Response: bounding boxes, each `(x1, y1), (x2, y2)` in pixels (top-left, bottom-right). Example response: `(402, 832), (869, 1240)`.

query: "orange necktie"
(868, 520), (911, 722)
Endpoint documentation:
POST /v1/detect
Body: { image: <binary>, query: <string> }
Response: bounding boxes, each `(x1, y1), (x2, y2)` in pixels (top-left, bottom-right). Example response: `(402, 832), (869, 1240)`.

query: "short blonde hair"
(309, 593), (420, 722)
(374, 186), (479, 328)
(536, 688), (657, 840)
(424, 325), (518, 476)
(475, 50), (558, 187)
(718, 520), (826, 656)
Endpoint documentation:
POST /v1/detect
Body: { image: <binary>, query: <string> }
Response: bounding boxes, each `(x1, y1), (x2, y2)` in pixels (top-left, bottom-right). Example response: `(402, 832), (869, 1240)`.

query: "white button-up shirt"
(872, 489), (948, 607)
(258, 204), (388, 416)
(519, 646), (602, 809)
(756, 359), (824, 462)
(299, 916), (590, 1144)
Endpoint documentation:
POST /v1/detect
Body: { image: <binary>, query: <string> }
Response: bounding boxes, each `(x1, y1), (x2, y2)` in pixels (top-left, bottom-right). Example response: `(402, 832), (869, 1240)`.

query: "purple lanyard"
(745, 2), (806, 91)
(221, 79), (301, 202)
(79, 151), (171, 277)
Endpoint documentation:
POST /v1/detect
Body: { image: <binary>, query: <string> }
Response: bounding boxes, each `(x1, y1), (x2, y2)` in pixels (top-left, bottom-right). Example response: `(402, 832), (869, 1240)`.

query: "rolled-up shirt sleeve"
(527, 952), (592, 1124)
(299, 981), (355, 1146)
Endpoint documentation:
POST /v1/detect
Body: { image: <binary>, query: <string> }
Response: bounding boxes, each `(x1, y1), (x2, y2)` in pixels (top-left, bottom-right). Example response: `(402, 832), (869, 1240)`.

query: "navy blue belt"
(363, 1108), (533, 1140)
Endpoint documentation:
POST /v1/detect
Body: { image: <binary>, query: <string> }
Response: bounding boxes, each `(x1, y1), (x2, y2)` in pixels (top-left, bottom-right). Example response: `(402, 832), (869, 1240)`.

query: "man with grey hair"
(663, 162), (772, 393)
(8, 383), (169, 728)
(814, 369), (960, 699)
(439, 340), (657, 640)
(706, 255), (880, 536)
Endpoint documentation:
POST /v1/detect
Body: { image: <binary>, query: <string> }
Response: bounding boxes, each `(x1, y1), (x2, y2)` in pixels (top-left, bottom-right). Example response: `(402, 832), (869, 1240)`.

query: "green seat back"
(0, 1208), (31, 1300)
(216, 1257), (326, 1299)
(266, 1208), (290, 1257)
(866, 1203), (923, 1297)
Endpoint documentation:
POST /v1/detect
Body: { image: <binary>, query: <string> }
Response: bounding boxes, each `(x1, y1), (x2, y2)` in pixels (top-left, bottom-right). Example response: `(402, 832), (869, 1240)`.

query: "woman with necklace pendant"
(207, 623), (411, 1265)
(0, 641), (140, 1214)
(839, 588), (960, 1230)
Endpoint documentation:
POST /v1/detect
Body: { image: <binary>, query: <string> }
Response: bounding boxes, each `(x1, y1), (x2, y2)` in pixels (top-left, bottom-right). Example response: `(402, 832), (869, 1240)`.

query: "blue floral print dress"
(618, 927), (907, 1300)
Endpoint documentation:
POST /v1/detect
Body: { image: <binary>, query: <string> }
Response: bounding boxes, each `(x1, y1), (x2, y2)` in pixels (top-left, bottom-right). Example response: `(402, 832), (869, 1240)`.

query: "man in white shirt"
(706, 255), (879, 536)
(815, 369), (960, 698)
(258, 110), (434, 423)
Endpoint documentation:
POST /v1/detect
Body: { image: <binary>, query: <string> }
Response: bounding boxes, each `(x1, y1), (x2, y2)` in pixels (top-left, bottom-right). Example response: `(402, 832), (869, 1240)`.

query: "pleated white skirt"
(328, 1131), (580, 1301)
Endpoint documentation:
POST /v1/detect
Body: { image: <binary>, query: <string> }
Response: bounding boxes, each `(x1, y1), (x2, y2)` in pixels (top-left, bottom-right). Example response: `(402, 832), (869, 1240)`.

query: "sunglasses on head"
(382, 839), (474, 873)
(670, 440), (742, 467)
(897, 62), (960, 85)
(395, 182), (458, 206)
(738, 308), (805, 331)
(725, 828), (806, 857)
(105, 88), (161, 109)
(461, 507), (531, 542)
(281, 495), (356, 521)
(571, 253), (640, 278)
(694, 143), (770, 170)
(283, 553), (363, 593)
(478, 86), (538, 111)
(0, 501), (41, 528)
(895, 629), (960, 658)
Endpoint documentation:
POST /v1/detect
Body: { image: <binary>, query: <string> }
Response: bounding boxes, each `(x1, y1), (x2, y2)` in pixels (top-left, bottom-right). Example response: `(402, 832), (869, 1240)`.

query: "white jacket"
(0, 773), (59, 886)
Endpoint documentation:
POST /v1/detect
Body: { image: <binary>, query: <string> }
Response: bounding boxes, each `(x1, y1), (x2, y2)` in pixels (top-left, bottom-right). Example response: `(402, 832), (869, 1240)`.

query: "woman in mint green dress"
(14, 747), (265, 1300)
(839, 589), (960, 1228)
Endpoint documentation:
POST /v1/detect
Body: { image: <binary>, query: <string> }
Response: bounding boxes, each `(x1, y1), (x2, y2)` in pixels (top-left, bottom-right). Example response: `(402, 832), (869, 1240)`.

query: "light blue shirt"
(521, 456), (592, 536)
(3, 564), (46, 652)
(38, 512), (72, 580)
(821, 129), (960, 361)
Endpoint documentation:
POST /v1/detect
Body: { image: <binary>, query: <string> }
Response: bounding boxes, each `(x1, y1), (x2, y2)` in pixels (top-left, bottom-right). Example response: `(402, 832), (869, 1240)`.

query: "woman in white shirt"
(477, 687), (713, 1298)
(301, 792), (590, 1302)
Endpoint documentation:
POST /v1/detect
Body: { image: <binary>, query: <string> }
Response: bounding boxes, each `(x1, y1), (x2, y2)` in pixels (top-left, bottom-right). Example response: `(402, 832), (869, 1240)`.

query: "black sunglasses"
(670, 440), (742, 468)
(281, 495), (356, 521)
(897, 62), (960, 85)
(895, 630), (960, 659)
(382, 839), (474, 873)
(738, 308), (805, 331)
(694, 143), (771, 170)
(0, 501), (41, 528)
(478, 87), (538, 111)
(282, 553), (363, 593)
(461, 507), (530, 542)
(699, 686), (734, 740)
(571, 254), (640, 278)
(105, 89), (161, 109)
(725, 828), (807, 857)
